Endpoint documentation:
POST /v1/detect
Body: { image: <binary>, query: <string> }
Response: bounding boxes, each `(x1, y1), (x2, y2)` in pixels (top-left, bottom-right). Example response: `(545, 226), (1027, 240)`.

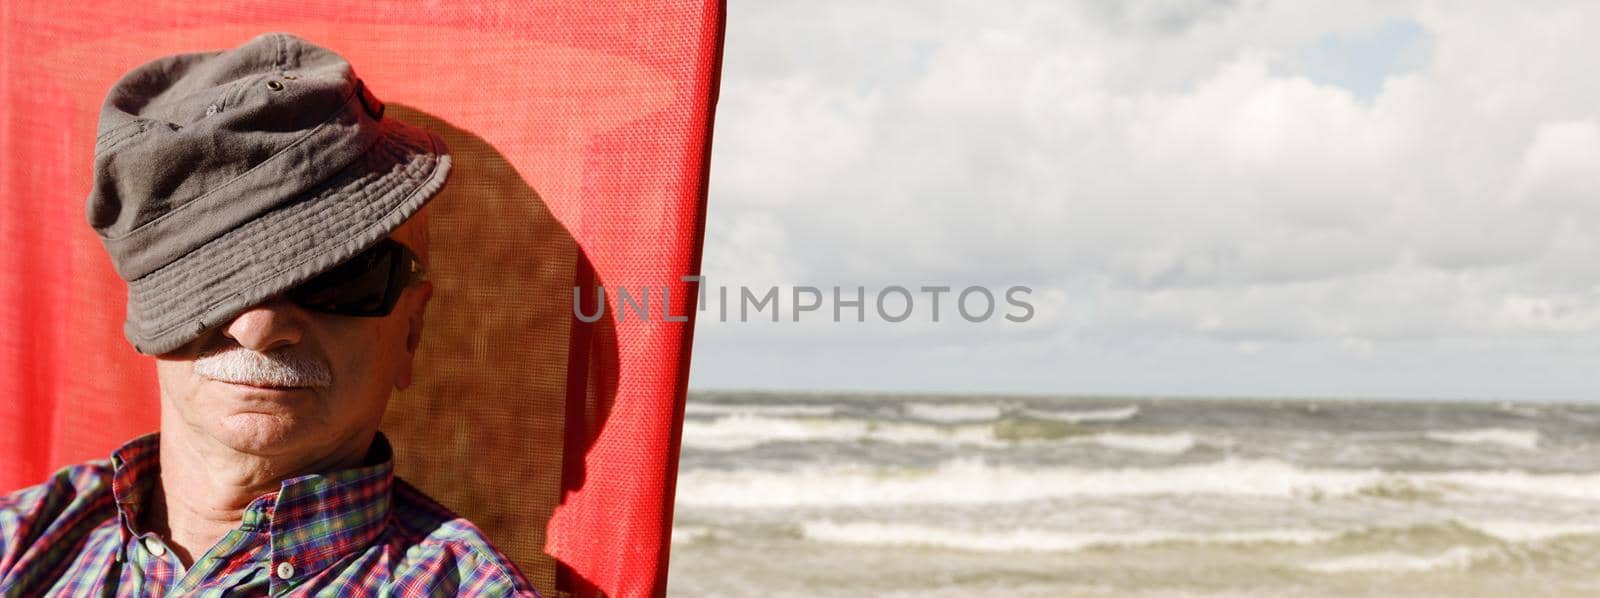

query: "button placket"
(143, 536), (167, 557)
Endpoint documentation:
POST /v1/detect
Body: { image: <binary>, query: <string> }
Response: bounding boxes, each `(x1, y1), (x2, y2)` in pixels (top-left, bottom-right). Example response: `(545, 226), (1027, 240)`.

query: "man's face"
(153, 220), (431, 461)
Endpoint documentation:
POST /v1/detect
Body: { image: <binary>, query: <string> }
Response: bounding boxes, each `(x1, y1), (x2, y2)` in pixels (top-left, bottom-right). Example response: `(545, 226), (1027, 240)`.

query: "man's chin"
(213, 413), (310, 456)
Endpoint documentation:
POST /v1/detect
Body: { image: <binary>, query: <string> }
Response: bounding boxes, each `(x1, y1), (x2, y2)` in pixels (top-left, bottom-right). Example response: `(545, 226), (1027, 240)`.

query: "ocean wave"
(1424, 428), (1541, 450)
(680, 415), (999, 450)
(799, 521), (1336, 553)
(1326, 519), (1600, 549)
(1461, 519), (1600, 543)
(1019, 405), (1140, 423)
(1425, 469), (1600, 501)
(680, 414), (1194, 454)
(787, 517), (1600, 556)
(1497, 402), (1544, 418)
(677, 458), (1372, 508)
(670, 525), (719, 545)
(685, 402), (841, 417)
(904, 402), (1007, 423)
(1301, 546), (1483, 574)
(674, 458), (1600, 509)
(1090, 432), (1195, 455)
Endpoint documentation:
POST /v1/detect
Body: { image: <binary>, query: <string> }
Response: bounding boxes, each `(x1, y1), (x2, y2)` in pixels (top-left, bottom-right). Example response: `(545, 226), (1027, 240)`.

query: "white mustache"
(193, 348), (332, 388)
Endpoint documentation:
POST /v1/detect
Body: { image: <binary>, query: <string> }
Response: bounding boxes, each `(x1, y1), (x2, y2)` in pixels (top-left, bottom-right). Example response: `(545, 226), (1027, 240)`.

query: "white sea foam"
(1426, 469), (1600, 501)
(1424, 428), (1541, 450)
(1090, 432), (1196, 455)
(675, 458), (1600, 509)
(799, 521), (1337, 553)
(679, 415), (998, 450)
(1461, 519), (1600, 543)
(1302, 546), (1483, 574)
(1021, 405), (1140, 423)
(680, 414), (1196, 453)
(676, 458), (1381, 508)
(797, 519), (1600, 555)
(904, 402), (1006, 423)
(1497, 401), (1544, 418)
(670, 525), (718, 545)
(684, 402), (841, 417)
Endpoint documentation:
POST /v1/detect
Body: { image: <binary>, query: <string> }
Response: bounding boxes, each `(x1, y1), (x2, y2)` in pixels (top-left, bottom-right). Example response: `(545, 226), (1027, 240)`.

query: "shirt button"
(276, 561), (295, 579)
(143, 537), (166, 557)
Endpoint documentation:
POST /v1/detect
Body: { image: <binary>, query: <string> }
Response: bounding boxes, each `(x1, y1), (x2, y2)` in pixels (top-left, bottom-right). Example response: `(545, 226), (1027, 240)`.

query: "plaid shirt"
(0, 433), (539, 596)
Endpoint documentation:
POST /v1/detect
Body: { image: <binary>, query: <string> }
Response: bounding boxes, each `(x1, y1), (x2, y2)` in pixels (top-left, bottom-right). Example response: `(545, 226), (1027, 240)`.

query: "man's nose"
(222, 297), (306, 352)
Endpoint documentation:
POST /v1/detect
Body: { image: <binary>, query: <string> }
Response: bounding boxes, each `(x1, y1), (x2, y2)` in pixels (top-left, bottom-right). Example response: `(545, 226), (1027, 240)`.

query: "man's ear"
(406, 281), (433, 353)
(395, 281), (434, 390)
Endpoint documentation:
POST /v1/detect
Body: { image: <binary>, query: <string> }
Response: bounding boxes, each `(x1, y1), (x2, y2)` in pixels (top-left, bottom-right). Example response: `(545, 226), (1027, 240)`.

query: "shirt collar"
(109, 432), (397, 577)
(109, 433), (160, 539)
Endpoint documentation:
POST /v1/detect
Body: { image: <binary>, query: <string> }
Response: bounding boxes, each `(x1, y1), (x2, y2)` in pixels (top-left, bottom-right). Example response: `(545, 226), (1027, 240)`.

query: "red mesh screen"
(0, 3), (724, 597)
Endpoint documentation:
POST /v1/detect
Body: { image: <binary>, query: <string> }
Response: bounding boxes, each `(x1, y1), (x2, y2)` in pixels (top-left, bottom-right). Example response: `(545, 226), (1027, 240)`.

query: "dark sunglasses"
(284, 238), (426, 317)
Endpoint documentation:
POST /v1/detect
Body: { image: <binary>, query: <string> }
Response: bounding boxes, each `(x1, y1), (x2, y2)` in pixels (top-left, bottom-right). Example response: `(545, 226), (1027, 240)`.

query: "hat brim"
(124, 117), (451, 355)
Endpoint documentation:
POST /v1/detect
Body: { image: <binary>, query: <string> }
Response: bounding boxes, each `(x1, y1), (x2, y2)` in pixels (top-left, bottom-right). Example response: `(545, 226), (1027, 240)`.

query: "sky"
(684, 0), (1600, 401)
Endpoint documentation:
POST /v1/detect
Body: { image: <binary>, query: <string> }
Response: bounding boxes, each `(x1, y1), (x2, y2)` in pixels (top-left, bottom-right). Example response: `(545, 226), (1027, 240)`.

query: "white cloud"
(689, 0), (1600, 400)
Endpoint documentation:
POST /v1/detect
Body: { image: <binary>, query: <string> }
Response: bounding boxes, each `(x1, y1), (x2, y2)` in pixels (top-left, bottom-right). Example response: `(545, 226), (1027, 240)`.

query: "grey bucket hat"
(87, 32), (451, 355)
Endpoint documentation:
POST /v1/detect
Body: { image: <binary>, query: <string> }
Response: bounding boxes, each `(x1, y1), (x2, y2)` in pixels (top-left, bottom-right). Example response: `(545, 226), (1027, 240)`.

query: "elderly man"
(0, 34), (538, 596)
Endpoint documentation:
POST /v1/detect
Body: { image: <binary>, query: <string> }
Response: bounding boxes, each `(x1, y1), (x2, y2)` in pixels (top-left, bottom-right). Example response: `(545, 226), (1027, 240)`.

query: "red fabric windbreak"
(0, 3), (723, 597)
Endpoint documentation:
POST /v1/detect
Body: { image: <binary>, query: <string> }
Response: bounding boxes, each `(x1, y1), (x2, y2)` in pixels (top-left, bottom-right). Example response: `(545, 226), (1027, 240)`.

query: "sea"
(666, 390), (1600, 597)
